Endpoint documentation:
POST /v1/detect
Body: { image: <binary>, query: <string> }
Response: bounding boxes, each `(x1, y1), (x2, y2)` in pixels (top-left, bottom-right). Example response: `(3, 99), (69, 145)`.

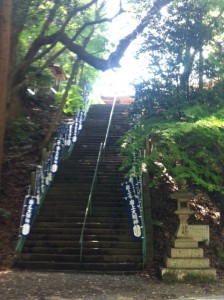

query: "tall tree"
(0, 0), (173, 182)
(138, 0), (223, 97)
(0, 0), (12, 183)
(6, 0), (172, 117)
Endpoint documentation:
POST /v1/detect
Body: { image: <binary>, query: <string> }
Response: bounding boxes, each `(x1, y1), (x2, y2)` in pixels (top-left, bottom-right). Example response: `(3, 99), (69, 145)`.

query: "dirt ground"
(1, 270), (224, 300)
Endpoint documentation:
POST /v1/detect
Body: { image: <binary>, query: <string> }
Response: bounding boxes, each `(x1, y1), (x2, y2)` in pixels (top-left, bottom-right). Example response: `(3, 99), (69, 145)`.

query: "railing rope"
(79, 142), (103, 262)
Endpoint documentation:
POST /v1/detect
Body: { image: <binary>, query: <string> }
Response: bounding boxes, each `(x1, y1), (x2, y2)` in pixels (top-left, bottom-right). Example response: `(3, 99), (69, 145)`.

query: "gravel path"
(1, 270), (224, 300)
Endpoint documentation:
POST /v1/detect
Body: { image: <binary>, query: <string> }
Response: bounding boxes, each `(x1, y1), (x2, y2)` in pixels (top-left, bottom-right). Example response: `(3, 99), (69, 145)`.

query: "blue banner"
(121, 177), (142, 239)
(21, 196), (38, 236)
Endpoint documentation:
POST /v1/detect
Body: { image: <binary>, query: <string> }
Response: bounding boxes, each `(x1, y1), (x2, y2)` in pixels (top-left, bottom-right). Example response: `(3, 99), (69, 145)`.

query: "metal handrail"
(79, 98), (117, 262)
(79, 142), (103, 262)
(103, 95), (117, 150)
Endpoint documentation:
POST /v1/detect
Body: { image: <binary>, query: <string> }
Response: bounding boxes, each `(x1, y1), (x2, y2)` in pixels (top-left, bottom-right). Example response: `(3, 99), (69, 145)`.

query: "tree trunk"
(198, 47), (204, 92)
(7, 72), (26, 118)
(0, 0), (12, 185)
(39, 59), (80, 152)
(180, 47), (196, 98)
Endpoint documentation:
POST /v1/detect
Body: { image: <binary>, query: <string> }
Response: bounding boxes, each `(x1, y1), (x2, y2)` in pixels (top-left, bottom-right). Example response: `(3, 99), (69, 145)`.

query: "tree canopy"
(0, 0), (172, 176)
(120, 0), (224, 196)
(9, 0), (171, 112)
(1, 0), (224, 192)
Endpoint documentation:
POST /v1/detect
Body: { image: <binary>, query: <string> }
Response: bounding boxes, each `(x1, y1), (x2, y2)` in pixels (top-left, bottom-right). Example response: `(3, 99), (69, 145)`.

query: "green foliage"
(124, 0), (224, 194)
(55, 85), (84, 114)
(5, 118), (33, 150)
(0, 208), (10, 220)
(121, 81), (224, 193)
(26, 67), (55, 88)
(13, 0), (110, 117)
(215, 248), (224, 260)
(138, 0), (224, 97)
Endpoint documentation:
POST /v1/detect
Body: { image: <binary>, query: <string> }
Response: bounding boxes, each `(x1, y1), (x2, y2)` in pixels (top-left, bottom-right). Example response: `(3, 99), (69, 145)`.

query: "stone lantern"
(171, 181), (194, 239)
(161, 179), (216, 282)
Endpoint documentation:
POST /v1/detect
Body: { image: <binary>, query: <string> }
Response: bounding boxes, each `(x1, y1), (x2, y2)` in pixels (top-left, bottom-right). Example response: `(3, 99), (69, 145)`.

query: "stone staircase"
(16, 104), (143, 273)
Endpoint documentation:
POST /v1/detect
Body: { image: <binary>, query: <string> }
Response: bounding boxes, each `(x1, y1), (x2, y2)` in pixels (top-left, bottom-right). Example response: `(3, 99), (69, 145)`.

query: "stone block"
(188, 225), (210, 245)
(166, 257), (210, 269)
(161, 267), (216, 282)
(174, 238), (198, 248)
(170, 247), (203, 258)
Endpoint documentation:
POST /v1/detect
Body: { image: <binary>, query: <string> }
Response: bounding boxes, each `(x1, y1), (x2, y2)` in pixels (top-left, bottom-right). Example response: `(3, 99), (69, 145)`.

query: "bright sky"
(93, 0), (149, 98)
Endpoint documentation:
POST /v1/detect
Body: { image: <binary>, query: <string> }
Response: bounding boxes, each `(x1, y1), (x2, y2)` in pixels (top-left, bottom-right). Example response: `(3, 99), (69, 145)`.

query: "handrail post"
(30, 172), (36, 195)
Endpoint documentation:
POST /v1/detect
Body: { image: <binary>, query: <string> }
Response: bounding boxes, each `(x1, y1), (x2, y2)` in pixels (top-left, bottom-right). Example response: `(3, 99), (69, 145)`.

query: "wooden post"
(41, 148), (47, 168)
(142, 137), (154, 263)
(30, 172), (36, 196)
(42, 148), (47, 161)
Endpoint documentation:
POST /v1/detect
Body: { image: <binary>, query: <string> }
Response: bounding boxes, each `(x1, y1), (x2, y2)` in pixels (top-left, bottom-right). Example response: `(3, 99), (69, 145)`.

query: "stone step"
(40, 204), (86, 210)
(46, 190), (123, 197)
(53, 177), (124, 184)
(32, 221), (130, 229)
(43, 189), (123, 196)
(31, 228), (132, 236)
(45, 188), (123, 195)
(33, 216), (129, 226)
(72, 144), (122, 150)
(15, 261), (143, 273)
(27, 234), (136, 242)
(49, 182), (123, 189)
(22, 246), (141, 256)
(76, 136), (123, 143)
(67, 155), (125, 161)
(41, 205), (126, 213)
(42, 201), (125, 208)
(71, 148), (122, 153)
(84, 116), (129, 121)
(38, 211), (85, 217)
(79, 123), (128, 129)
(80, 125), (129, 132)
(170, 248), (204, 258)
(55, 166), (126, 173)
(24, 240), (141, 249)
(161, 268), (217, 282)
(19, 253), (142, 263)
(38, 210), (128, 218)
(60, 160), (125, 167)
(54, 171), (125, 178)
(83, 114), (129, 120)
(43, 196), (126, 204)
(174, 238), (198, 248)
(165, 257), (210, 269)
(77, 132), (126, 137)
(86, 113), (129, 118)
